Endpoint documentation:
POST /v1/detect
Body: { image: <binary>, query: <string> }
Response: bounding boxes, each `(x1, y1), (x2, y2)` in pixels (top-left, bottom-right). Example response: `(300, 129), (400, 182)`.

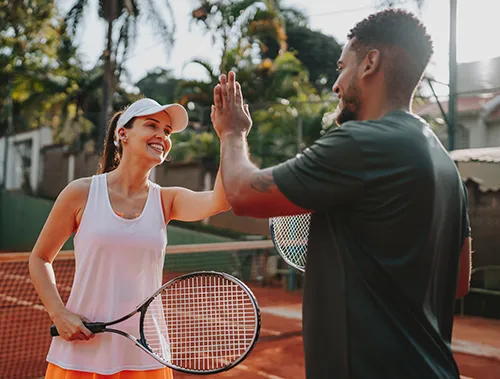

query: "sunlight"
(456, 0), (499, 63)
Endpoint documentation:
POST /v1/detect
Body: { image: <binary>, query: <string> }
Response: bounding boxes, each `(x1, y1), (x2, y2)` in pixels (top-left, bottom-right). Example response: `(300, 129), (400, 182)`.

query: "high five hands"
(211, 71), (253, 138)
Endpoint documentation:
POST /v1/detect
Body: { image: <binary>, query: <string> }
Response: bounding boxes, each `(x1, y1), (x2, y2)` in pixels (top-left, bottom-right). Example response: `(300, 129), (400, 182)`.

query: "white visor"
(114, 98), (188, 146)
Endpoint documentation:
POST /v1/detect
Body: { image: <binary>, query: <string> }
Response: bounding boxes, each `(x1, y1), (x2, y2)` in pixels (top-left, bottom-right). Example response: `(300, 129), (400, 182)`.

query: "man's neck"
(358, 97), (410, 122)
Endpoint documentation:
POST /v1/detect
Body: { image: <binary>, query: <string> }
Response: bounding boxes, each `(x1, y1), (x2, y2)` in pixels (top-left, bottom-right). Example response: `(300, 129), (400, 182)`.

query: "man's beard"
(335, 77), (361, 126)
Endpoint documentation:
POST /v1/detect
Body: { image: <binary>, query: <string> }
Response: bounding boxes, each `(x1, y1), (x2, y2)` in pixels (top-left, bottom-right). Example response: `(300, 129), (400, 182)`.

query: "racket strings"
(271, 213), (310, 270)
(143, 275), (257, 372)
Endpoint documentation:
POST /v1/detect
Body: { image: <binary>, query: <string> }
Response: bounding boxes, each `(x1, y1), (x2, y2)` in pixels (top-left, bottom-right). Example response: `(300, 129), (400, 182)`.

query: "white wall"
(485, 122), (500, 147)
(0, 127), (53, 192)
(462, 116), (481, 148)
(459, 115), (500, 149)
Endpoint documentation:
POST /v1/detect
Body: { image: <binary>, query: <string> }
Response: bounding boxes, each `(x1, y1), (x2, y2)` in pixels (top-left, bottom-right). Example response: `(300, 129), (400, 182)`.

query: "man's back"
(273, 110), (469, 378)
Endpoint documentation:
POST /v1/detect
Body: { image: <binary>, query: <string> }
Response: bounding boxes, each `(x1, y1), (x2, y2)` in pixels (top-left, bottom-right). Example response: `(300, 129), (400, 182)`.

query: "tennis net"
(0, 240), (285, 379)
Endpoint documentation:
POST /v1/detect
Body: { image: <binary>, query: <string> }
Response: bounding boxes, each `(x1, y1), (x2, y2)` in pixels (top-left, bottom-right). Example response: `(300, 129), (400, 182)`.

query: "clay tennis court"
(171, 286), (500, 379)
(1, 252), (499, 379)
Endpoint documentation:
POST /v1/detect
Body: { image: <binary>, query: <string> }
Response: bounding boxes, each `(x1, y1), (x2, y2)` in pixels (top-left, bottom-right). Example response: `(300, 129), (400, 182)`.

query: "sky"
(55, 0), (498, 95)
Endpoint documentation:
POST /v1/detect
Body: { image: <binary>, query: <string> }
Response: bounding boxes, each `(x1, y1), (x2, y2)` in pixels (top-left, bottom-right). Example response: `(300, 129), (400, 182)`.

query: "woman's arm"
(163, 169), (231, 223)
(28, 178), (94, 341)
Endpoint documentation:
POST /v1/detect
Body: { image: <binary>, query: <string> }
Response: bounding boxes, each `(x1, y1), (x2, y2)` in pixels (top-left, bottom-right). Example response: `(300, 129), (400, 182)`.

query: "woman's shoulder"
(57, 176), (94, 203)
(68, 176), (93, 191)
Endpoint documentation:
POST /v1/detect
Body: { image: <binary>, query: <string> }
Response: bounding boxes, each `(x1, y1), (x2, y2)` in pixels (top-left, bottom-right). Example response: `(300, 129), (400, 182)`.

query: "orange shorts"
(45, 363), (174, 379)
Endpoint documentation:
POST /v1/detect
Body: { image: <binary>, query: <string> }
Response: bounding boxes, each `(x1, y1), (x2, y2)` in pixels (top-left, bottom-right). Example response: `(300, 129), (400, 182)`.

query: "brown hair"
(97, 111), (134, 174)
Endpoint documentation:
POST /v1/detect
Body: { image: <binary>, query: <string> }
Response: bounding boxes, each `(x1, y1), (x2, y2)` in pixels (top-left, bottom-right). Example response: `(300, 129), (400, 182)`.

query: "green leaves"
(135, 68), (181, 106)
(1, 0), (342, 166)
(170, 130), (220, 164)
(0, 1), (72, 135)
(1, 1), (60, 74)
(167, 1), (341, 167)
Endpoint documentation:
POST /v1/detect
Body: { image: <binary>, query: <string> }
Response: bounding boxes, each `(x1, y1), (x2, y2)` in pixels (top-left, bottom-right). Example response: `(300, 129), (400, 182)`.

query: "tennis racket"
(269, 213), (311, 272)
(50, 271), (260, 375)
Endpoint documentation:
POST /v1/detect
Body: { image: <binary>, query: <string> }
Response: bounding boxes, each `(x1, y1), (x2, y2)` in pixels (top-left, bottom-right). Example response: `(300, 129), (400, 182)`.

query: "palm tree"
(191, 0), (288, 72)
(186, 1), (311, 106)
(176, 1), (317, 168)
(18, 23), (137, 153)
(65, 0), (176, 150)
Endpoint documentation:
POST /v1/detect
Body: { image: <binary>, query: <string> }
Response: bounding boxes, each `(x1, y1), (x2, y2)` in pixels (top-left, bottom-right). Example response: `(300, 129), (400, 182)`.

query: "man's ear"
(360, 49), (381, 79)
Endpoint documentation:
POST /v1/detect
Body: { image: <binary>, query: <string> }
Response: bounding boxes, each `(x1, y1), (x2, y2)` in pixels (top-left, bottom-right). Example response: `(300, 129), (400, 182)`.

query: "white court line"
(1, 283), (285, 379)
(261, 328), (281, 336)
(261, 306), (302, 320)
(452, 339), (500, 360)
(3, 292), (283, 378)
(0, 293), (46, 312)
(0, 270), (72, 293)
(260, 307), (301, 336)
(262, 305), (500, 362)
(235, 362), (286, 379)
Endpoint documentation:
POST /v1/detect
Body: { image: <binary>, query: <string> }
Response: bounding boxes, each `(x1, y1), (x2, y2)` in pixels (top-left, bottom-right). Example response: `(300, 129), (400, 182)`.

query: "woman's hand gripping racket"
(50, 271), (260, 375)
(269, 213), (311, 272)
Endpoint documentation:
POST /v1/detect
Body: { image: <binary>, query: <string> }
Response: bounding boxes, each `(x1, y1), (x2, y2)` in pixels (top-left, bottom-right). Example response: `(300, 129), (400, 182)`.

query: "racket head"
(138, 271), (261, 374)
(269, 213), (311, 272)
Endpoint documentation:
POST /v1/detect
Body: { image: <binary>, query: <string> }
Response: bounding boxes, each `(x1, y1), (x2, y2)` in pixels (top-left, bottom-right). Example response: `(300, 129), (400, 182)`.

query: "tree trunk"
(100, 0), (117, 153)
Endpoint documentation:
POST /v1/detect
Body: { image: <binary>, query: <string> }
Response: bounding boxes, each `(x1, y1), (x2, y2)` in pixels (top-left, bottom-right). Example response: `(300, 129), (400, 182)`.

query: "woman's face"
(121, 111), (173, 165)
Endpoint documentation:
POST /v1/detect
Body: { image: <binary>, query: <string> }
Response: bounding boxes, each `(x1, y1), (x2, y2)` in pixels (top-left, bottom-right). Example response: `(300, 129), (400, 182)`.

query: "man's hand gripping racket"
(50, 271), (261, 375)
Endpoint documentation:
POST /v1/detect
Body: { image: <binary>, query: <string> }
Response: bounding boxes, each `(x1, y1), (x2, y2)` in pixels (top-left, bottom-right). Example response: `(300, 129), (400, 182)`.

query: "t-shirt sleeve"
(272, 126), (364, 212)
(461, 181), (471, 239)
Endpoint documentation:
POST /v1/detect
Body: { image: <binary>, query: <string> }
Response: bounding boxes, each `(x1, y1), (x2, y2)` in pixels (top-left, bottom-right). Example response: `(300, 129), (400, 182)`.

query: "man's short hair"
(347, 9), (434, 98)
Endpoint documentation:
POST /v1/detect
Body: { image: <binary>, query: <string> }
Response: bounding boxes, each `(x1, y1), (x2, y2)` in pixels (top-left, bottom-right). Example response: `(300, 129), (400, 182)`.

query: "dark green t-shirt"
(273, 110), (470, 379)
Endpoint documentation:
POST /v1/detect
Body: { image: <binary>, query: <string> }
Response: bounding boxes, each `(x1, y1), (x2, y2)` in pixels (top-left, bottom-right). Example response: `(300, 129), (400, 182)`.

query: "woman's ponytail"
(97, 111), (124, 174)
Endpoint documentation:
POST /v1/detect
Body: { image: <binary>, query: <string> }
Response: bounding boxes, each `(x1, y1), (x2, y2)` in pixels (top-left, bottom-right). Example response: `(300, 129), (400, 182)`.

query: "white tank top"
(47, 173), (168, 374)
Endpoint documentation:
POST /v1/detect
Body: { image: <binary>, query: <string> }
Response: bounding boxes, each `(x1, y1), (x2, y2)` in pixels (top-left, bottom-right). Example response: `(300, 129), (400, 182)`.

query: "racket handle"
(50, 322), (106, 337)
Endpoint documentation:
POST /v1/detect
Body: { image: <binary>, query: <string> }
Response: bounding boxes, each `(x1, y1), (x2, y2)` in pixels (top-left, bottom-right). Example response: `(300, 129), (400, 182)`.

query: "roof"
(417, 56), (500, 120)
(416, 93), (500, 119)
(450, 147), (500, 163)
(451, 147), (500, 192)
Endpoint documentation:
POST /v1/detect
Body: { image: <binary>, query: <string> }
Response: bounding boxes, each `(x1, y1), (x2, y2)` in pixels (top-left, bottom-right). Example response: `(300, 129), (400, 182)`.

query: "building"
(0, 127), (53, 193)
(417, 56), (500, 149)
(450, 147), (500, 268)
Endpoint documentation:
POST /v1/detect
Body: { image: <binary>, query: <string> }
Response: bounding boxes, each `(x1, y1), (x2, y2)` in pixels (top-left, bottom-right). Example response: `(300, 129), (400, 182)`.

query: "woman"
(29, 98), (231, 378)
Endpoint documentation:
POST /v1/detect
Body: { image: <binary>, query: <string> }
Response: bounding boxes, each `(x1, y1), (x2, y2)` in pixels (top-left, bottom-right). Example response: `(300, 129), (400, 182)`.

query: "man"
(211, 9), (471, 379)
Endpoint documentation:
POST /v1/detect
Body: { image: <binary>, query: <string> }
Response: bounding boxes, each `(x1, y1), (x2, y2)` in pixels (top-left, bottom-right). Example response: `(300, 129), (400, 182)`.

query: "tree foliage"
(135, 69), (181, 106)
(1, 1), (342, 170)
(0, 1), (72, 135)
(64, 0), (176, 145)
(169, 0), (340, 167)
(258, 25), (342, 93)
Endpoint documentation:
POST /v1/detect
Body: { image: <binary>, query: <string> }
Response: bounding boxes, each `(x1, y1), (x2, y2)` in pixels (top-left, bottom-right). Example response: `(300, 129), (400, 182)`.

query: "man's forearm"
(219, 132), (259, 205)
(218, 130), (306, 218)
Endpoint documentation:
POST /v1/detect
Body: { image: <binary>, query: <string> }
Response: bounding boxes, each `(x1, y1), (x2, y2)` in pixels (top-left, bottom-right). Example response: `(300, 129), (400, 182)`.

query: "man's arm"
(219, 132), (309, 218)
(456, 181), (472, 299)
(456, 237), (472, 299)
(212, 71), (364, 218)
(219, 126), (365, 218)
